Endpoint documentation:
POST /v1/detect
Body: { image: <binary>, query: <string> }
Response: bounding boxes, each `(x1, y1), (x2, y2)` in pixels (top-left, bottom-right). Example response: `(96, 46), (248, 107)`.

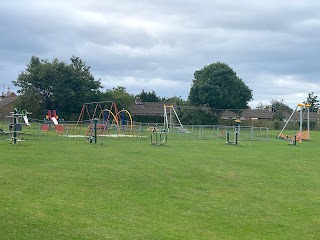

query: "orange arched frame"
(98, 109), (119, 130)
(115, 109), (133, 129)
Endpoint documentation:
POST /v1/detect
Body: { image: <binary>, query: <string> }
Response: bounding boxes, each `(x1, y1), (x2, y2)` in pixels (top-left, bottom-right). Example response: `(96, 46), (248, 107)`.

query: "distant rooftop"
(1, 86), (16, 99)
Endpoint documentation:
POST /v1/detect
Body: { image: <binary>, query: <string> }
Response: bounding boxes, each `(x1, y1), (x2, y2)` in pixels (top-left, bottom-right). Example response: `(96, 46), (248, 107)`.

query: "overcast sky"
(1, 0), (320, 109)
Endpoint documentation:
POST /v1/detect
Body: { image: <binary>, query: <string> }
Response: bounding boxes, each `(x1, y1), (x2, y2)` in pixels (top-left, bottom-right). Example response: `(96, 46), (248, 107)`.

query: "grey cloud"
(1, 0), (320, 110)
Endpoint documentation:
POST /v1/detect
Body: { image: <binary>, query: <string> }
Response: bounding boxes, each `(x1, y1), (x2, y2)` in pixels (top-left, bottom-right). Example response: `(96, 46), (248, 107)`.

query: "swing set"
(71, 101), (133, 136)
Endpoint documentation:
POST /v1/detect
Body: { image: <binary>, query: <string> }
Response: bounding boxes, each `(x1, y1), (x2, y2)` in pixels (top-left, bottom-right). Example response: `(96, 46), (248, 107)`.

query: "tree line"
(13, 56), (318, 124)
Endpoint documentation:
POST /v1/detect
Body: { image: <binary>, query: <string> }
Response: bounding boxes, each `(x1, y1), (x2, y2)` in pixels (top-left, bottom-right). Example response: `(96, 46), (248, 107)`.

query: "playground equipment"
(44, 110), (60, 125)
(72, 101), (133, 137)
(150, 127), (167, 146)
(164, 104), (189, 133)
(7, 108), (31, 144)
(95, 108), (119, 135)
(42, 110), (64, 133)
(278, 103), (311, 142)
(234, 119), (241, 132)
(115, 109), (133, 129)
(75, 101), (119, 136)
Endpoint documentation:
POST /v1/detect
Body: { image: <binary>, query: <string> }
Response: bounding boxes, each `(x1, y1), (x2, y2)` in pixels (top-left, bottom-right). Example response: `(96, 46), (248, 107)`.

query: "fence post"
(226, 131), (230, 143)
(235, 131), (238, 145)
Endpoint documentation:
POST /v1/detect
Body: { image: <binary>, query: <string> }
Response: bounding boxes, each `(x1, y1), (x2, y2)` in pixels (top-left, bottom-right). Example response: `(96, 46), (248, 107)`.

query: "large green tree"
(267, 99), (292, 121)
(136, 90), (162, 102)
(101, 86), (135, 110)
(304, 92), (319, 112)
(13, 56), (102, 119)
(161, 96), (217, 125)
(188, 62), (252, 123)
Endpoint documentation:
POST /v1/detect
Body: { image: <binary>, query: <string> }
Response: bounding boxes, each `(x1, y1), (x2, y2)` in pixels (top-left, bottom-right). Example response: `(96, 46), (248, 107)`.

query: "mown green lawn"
(0, 131), (320, 239)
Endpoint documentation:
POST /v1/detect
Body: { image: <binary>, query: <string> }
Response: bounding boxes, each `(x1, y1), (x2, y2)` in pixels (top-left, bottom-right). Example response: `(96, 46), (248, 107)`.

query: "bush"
(132, 115), (163, 123)
(274, 121), (281, 130)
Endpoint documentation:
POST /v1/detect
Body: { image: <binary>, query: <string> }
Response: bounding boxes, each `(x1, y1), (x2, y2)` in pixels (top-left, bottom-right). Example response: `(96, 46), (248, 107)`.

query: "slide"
(23, 115), (31, 126)
(51, 117), (59, 125)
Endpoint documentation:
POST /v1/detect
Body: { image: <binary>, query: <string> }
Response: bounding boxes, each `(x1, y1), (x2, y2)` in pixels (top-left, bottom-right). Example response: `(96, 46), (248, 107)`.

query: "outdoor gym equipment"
(226, 131), (239, 145)
(7, 108), (31, 144)
(226, 119), (241, 145)
(150, 128), (167, 146)
(288, 134), (297, 145)
(88, 118), (98, 144)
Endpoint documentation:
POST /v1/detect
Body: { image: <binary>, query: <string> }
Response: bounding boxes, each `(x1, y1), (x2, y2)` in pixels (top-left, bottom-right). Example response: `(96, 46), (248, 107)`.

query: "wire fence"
(0, 120), (269, 143)
(167, 124), (269, 141)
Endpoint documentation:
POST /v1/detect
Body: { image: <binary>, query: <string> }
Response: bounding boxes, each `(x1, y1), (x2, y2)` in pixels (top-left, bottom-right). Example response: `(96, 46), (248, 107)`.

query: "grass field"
(1, 131), (320, 239)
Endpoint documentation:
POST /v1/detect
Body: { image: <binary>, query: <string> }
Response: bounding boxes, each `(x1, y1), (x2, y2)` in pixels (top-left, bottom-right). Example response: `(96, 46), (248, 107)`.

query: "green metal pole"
(13, 109), (17, 144)
(307, 105), (310, 139)
(94, 118), (97, 144)
(299, 105), (303, 134)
